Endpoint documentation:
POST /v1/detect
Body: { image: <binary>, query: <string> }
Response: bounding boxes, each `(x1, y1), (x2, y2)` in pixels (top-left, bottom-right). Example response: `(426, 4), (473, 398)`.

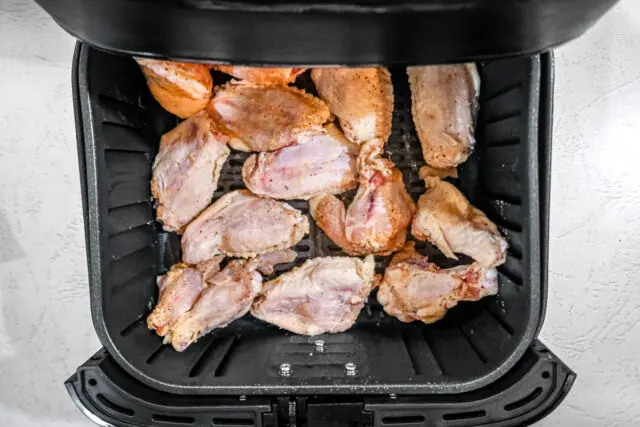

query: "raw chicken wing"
(207, 82), (331, 152)
(408, 64), (480, 168)
(411, 167), (508, 267)
(311, 68), (393, 144)
(213, 66), (306, 85)
(310, 139), (416, 255)
(147, 264), (206, 338)
(168, 253), (290, 352)
(151, 111), (230, 232)
(251, 255), (377, 335)
(135, 58), (213, 118)
(182, 190), (309, 264)
(242, 124), (359, 200)
(378, 242), (498, 324)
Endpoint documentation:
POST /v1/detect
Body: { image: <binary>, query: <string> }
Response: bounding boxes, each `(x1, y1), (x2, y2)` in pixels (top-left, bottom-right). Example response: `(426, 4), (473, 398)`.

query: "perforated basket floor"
(74, 43), (546, 394)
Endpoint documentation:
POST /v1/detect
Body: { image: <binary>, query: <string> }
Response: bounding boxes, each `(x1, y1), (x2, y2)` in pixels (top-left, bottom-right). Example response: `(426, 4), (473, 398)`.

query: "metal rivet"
(345, 362), (357, 376)
(239, 395), (247, 401)
(279, 363), (292, 377)
(314, 340), (325, 352)
(389, 393), (397, 400)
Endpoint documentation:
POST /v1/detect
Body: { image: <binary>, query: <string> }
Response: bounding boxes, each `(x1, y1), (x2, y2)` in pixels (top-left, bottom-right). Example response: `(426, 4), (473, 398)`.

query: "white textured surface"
(0, 0), (638, 425)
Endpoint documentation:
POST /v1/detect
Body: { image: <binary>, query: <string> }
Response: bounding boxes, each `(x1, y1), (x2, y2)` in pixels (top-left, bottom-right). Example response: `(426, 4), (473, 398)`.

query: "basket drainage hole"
(88, 379), (97, 387)
(542, 371), (550, 379)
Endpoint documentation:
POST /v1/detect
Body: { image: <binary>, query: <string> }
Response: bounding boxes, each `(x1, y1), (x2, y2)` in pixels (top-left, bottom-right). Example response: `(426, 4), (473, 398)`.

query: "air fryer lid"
(37, 0), (618, 65)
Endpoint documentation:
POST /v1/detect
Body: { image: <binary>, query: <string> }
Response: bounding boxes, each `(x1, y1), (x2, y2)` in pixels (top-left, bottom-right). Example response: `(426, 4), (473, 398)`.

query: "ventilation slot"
(100, 95), (148, 131)
(442, 410), (486, 421)
(481, 82), (521, 102)
(381, 415), (425, 425)
(498, 264), (522, 286)
(188, 336), (239, 378)
(486, 137), (521, 148)
(99, 93), (148, 111)
(146, 344), (168, 365)
(486, 307), (514, 336)
(459, 327), (488, 364)
(422, 330), (448, 376)
(119, 314), (147, 337)
(482, 110), (521, 125)
(212, 417), (254, 426)
(96, 394), (135, 417)
(152, 414), (196, 424)
(504, 387), (543, 411)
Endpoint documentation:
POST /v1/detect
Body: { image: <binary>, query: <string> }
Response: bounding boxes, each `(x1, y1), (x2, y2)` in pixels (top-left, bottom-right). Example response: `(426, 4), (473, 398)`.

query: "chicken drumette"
(408, 64), (480, 169)
(310, 139), (415, 255)
(411, 167), (508, 268)
(311, 67), (394, 144)
(378, 242), (498, 324)
(168, 250), (296, 352)
(135, 58), (213, 118)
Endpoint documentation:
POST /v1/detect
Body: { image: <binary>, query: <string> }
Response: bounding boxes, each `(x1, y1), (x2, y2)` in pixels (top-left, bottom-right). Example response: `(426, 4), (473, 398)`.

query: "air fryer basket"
(75, 43), (544, 394)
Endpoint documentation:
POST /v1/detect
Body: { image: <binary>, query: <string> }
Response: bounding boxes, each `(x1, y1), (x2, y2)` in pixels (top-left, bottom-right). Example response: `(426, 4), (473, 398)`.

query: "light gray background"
(0, 0), (638, 425)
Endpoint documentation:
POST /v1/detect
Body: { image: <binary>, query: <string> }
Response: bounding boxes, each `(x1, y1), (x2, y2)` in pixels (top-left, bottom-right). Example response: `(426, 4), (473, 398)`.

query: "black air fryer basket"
(34, 0), (619, 424)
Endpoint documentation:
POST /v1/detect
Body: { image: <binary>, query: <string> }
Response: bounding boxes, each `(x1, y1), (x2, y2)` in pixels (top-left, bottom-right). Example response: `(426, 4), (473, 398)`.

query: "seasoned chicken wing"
(151, 111), (230, 232)
(311, 68), (394, 144)
(147, 264), (207, 339)
(242, 124), (359, 200)
(251, 255), (377, 335)
(168, 258), (259, 352)
(411, 167), (508, 267)
(207, 82), (331, 152)
(378, 242), (498, 324)
(213, 66), (306, 85)
(182, 190), (309, 264)
(310, 139), (416, 255)
(408, 64), (480, 168)
(135, 58), (213, 118)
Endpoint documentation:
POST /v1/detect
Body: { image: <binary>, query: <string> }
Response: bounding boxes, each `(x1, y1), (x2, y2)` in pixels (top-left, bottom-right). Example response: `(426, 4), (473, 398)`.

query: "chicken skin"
(147, 264), (206, 339)
(168, 251), (295, 352)
(151, 111), (230, 232)
(207, 82), (331, 152)
(408, 64), (480, 169)
(378, 242), (498, 324)
(242, 123), (359, 200)
(135, 58), (213, 118)
(182, 190), (309, 264)
(213, 66), (306, 85)
(251, 255), (377, 335)
(310, 139), (416, 255)
(411, 167), (508, 268)
(311, 68), (394, 144)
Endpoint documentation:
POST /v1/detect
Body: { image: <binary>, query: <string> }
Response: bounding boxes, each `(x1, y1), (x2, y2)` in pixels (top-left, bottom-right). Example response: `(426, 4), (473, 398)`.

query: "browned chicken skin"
(408, 64), (480, 169)
(135, 58), (213, 118)
(213, 66), (306, 85)
(151, 111), (230, 232)
(182, 190), (309, 264)
(207, 82), (331, 152)
(251, 255), (377, 335)
(310, 139), (416, 255)
(311, 67), (394, 144)
(242, 123), (359, 200)
(411, 167), (508, 268)
(378, 242), (498, 324)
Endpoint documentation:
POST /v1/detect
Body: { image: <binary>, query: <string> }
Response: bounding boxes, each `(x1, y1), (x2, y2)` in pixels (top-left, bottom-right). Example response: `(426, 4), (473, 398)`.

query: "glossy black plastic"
(66, 342), (574, 426)
(40, 0), (617, 65)
(73, 42), (553, 395)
